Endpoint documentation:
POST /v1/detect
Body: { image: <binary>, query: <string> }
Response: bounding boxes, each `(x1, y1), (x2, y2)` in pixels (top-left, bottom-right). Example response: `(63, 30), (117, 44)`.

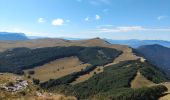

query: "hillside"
(0, 38), (169, 100)
(40, 60), (168, 100)
(0, 38), (108, 52)
(0, 32), (28, 41)
(135, 44), (170, 78)
(0, 46), (121, 74)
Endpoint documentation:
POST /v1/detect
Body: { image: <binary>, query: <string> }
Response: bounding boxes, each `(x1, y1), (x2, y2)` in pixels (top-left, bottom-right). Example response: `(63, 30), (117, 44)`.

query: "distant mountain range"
(1, 31), (170, 49)
(135, 44), (170, 78)
(0, 32), (28, 40)
(106, 39), (170, 48)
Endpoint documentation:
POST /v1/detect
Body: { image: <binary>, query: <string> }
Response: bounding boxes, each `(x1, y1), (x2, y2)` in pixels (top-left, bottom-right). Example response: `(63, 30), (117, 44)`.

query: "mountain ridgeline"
(0, 32), (28, 40)
(135, 44), (170, 78)
(107, 39), (170, 48)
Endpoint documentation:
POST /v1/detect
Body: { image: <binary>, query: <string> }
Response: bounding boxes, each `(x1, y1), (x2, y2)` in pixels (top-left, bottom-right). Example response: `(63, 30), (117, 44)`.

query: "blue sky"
(0, 0), (170, 40)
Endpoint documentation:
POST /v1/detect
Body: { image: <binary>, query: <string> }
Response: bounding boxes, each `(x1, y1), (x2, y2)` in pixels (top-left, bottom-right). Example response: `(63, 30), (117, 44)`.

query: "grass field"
(71, 65), (104, 84)
(0, 73), (22, 84)
(25, 56), (90, 82)
(131, 71), (155, 89)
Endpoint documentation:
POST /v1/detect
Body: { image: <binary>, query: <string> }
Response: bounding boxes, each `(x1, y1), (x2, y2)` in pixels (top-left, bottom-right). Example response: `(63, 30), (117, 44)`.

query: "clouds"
(38, 18), (46, 23)
(95, 26), (144, 33)
(76, 0), (111, 6)
(76, 0), (82, 2)
(85, 14), (101, 22)
(91, 25), (170, 34)
(89, 0), (111, 6)
(157, 16), (168, 20)
(85, 17), (89, 21)
(116, 26), (144, 32)
(52, 18), (64, 26)
(95, 15), (100, 20)
(37, 18), (67, 26)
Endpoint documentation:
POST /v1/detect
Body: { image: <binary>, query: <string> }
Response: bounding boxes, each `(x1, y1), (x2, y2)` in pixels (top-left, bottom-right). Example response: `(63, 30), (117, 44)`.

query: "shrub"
(33, 78), (40, 85)
(28, 70), (35, 75)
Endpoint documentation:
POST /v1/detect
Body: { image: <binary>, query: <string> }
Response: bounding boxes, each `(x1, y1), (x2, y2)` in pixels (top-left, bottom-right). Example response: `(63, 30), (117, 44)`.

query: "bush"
(28, 70), (35, 75)
(33, 78), (40, 85)
(7, 82), (14, 87)
(27, 75), (31, 79)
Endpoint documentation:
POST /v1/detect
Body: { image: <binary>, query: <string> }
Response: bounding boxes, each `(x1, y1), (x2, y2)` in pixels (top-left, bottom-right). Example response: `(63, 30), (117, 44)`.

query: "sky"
(0, 0), (170, 40)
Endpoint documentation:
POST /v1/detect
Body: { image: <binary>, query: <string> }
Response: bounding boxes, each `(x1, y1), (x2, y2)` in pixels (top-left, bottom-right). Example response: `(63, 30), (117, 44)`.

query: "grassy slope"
(25, 57), (90, 82)
(40, 60), (168, 100)
(0, 46), (121, 74)
(73, 61), (138, 99)
(131, 71), (155, 89)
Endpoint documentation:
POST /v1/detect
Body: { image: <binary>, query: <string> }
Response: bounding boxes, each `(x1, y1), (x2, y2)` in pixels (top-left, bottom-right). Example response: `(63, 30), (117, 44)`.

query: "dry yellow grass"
(0, 38), (141, 64)
(131, 71), (155, 89)
(0, 38), (108, 52)
(0, 73), (22, 84)
(16, 93), (77, 100)
(71, 66), (103, 84)
(25, 57), (90, 82)
(130, 70), (170, 100)
(35, 93), (77, 100)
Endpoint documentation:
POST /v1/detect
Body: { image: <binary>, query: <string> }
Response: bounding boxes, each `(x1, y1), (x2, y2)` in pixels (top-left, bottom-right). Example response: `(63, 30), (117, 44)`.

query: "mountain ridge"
(135, 44), (170, 78)
(0, 32), (28, 41)
(106, 39), (170, 48)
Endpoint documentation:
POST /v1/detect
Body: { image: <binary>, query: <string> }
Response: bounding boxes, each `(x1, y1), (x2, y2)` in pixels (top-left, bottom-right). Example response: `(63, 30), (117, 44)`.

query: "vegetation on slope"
(95, 85), (167, 100)
(135, 44), (170, 78)
(40, 60), (169, 100)
(139, 61), (168, 83)
(73, 61), (138, 99)
(0, 46), (121, 74)
(0, 44), (169, 100)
